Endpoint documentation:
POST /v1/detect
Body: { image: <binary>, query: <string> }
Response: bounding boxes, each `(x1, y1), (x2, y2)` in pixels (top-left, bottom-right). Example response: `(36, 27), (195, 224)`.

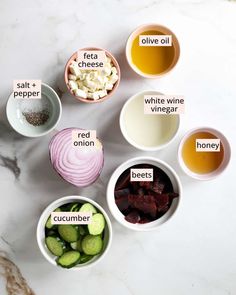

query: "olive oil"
(182, 132), (224, 174)
(131, 30), (175, 75)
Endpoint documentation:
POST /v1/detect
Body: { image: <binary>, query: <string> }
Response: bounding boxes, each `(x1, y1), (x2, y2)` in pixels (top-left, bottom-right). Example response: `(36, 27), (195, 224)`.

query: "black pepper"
(22, 109), (50, 126)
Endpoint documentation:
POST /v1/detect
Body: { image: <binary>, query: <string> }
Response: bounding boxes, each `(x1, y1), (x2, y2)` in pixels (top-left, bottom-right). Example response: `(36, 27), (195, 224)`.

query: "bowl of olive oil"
(126, 24), (180, 78)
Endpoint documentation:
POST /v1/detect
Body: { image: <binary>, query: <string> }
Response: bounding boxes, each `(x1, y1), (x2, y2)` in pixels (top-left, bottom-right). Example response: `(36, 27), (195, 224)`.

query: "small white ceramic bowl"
(178, 127), (231, 180)
(37, 196), (112, 270)
(120, 90), (180, 151)
(6, 83), (62, 137)
(107, 157), (182, 231)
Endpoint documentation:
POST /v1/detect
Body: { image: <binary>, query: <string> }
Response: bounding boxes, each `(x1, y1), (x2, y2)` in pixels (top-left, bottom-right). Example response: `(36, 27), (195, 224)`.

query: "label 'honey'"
(182, 132), (224, 174)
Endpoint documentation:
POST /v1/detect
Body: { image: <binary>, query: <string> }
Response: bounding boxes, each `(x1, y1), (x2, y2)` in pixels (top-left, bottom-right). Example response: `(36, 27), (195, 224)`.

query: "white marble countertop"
(0, 0), (236, 294)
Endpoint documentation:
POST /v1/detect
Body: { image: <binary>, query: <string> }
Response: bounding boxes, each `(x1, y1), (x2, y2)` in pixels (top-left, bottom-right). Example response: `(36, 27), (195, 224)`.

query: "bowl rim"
(178, 126), (231, 180)
(6, 83), (62, 138)
(119, 90), (180, 151)
(125, 23), (180, 78)
(36, 195), (113, 270)
(64, 47), (121, 104)
(106, 156), (182, 231)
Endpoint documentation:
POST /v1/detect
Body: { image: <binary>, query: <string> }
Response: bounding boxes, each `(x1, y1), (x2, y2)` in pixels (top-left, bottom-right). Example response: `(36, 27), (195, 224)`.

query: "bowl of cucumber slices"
(37, 196), (112, 269)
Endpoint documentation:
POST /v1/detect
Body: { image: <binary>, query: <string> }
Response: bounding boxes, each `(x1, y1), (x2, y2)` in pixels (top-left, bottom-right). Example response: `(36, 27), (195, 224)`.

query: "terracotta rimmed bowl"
(64, 47), (121, 103)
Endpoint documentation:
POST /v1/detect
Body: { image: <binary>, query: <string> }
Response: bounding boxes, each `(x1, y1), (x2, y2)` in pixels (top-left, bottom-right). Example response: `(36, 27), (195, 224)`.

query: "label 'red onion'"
(49, 128), (104, 187)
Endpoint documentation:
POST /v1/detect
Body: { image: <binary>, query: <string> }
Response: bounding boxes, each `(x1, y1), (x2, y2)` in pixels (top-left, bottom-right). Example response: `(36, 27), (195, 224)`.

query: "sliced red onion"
(49, 128), (104, 187)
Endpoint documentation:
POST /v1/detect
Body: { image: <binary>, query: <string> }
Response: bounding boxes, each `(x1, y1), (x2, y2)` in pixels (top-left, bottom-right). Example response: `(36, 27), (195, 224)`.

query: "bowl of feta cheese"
(64, 47), (120, 103)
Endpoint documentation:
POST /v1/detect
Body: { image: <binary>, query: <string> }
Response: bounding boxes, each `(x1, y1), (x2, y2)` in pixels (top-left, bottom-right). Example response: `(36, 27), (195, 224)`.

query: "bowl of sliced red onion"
(49, 128), (104, 187)
(106, 157), (182, 231)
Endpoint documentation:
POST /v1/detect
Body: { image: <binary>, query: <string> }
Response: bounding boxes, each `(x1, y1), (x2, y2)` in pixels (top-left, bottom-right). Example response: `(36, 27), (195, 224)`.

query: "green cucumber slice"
(82, 235), (103, 255)
(78, 225), (87, 236)
(45, 229), (57, 237)
(70, 239), (83, 252)
(45, 236), (64, 256)
(88, 213), (105, 235)
(57, 251), (80, 268)
(80, 254), (93, 264)
(58, 225), (79, 242)
(69, 203), (80, 212)
(45, 208), (61, 229)
(79, 203), (97, 214)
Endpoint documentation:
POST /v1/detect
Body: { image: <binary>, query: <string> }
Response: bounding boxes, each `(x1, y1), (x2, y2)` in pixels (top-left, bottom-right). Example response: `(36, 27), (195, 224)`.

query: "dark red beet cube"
(115, 188), (130, 199)
(139, 217), (151, 224)
(125, 210), (140, 224)
(139, 181), (152, 189)
(155, 194), (169, 211)
(115, 195), (129, 212)
(128, 195), (157, 218)
(151, 181), (165, 194)
(115, 171), (130, 190)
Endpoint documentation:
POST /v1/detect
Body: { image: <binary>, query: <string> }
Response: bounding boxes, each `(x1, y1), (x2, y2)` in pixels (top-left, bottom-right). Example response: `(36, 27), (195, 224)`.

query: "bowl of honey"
(126, 24), (180, 78)
(178, 127), (231, 180)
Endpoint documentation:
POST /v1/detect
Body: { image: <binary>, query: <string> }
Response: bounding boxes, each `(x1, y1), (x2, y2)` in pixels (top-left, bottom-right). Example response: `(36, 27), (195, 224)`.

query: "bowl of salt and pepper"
(6, 83), (62, 137)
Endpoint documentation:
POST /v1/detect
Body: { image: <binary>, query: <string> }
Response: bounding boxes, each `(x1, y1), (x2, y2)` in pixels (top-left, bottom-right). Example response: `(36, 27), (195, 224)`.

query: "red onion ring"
(49, 128), (104, 187)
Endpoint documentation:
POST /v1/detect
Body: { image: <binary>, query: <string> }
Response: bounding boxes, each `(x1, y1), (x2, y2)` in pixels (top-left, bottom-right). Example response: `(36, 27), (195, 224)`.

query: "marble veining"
(0, 0), (236, 294)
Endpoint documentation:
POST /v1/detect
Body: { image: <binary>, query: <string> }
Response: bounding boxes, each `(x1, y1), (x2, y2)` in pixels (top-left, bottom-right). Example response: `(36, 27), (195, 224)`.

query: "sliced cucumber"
(57, 251), (80, 268)
(45, 208), (61, 229)
(69, 203), (80, 212)
(88, 213), (105, 235)
(45, 229), (57, 237)
(79, 203), (97, 214)
(78, 225), (88, 236)
(80, 254), (93, 264)
(45, 236), (64, 256)
(70, 239), (83, 252)
(58, 225), (79, 242)
(82, 235), (103, 255)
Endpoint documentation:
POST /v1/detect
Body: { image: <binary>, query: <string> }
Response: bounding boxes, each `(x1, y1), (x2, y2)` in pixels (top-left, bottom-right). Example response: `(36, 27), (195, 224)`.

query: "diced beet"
(168, 192), (179, 201)
(128, 195), (157, 218)
(115, 188), (130, 199)
(130, 181), (139, 191)
(137, 187), (145, 196)
(115, 195), (129, 211)
(139, 217), (151, 224)
(155, 194), (169, 211)
(139, 181), (152, 189)
(125, 210), (140, 224)
(151, 181), (165, 194)
(115, 171), (130, 190)
(158, 205), (169, 213)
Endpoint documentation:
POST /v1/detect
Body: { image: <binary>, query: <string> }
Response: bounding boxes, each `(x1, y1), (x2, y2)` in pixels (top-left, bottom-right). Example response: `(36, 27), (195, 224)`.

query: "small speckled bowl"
(64, 47), (120, 103)
(6, 83), (62, 138)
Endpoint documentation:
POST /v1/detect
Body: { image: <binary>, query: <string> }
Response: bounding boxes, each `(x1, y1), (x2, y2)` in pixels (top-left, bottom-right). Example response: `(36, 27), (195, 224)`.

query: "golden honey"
(182, 132), (224, 174)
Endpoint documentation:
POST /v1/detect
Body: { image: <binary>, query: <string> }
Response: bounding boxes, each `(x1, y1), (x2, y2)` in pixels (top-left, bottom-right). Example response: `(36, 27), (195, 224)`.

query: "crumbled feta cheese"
(68, 55), (119, 101)
(74, 89), (87, 98)
(68, 80), (78, 91)
(68, 74), (77, 81)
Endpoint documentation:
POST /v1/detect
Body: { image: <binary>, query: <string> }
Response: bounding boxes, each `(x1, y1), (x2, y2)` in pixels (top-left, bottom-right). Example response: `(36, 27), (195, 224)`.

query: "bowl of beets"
(107, 157), (182, 231)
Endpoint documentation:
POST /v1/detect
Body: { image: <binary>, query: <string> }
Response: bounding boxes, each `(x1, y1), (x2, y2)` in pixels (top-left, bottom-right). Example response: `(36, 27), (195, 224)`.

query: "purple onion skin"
(49, 128), (104, 188)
